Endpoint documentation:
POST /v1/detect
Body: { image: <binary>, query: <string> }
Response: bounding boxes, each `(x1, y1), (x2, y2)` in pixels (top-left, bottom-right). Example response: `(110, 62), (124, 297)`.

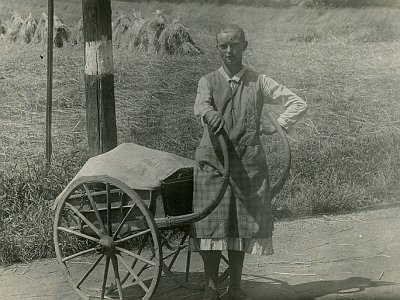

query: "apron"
(191, 68), (274, 239)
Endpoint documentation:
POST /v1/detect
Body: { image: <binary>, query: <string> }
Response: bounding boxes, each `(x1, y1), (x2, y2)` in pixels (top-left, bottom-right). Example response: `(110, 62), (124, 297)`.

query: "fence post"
(82, 0), (117, 157)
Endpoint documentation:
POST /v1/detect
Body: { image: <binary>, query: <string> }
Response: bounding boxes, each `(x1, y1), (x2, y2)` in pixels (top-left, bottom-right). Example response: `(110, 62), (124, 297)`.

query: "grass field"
(0, 0), (399, 264)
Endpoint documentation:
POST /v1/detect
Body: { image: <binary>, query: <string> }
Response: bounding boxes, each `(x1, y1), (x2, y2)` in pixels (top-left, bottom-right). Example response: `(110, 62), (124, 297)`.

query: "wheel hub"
(99, 236), (115, 255)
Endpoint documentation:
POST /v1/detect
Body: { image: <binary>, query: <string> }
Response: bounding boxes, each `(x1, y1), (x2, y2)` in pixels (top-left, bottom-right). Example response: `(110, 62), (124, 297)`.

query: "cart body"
(54, 143), (196, 218)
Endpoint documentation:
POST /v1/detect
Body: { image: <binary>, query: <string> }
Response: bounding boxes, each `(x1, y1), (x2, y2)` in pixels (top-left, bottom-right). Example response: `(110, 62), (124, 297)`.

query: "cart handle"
(266, 112), (291, 199)
(154, 130), (230, 228)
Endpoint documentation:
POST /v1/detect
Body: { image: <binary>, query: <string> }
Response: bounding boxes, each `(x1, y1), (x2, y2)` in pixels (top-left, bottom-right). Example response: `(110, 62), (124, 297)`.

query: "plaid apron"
(191, 69), (274, 239)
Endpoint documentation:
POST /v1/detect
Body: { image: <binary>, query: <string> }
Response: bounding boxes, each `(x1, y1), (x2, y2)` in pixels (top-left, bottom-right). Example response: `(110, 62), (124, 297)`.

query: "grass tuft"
(0, 152), (87, 265)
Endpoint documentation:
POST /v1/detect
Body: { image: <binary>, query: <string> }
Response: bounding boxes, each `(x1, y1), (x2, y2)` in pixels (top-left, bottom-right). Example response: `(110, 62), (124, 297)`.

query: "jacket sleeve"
(194, 76), (214, 122)
(262, 75), (307, 131)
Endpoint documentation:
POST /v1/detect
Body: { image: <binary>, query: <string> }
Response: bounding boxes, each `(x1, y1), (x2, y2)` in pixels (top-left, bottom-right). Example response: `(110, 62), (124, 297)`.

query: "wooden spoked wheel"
(261, 112), (291, 199)
(53, 176), (162, 300)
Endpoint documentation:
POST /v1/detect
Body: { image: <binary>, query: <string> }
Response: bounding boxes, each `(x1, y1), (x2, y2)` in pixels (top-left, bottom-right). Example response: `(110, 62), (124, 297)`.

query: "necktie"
(229, 79), (239, 96)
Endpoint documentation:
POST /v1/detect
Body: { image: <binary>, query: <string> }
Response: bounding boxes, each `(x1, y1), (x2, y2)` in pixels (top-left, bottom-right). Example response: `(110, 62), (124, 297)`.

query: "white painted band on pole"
(85, 38), (114, 75)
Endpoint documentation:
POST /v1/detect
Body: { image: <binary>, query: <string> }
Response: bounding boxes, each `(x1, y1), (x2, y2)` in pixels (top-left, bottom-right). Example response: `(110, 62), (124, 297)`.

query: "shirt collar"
(218, 66), (246, 83)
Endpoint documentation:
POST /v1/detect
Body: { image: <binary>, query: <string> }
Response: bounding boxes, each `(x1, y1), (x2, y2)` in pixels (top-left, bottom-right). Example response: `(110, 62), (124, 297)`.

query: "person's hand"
(204, 110), (225, 135)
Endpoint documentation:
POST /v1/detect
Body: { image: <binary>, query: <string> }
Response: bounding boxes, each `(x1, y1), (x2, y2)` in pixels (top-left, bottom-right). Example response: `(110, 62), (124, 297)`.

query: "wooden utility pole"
(82, 0), (117, 157)
(46, 0), (54, 166)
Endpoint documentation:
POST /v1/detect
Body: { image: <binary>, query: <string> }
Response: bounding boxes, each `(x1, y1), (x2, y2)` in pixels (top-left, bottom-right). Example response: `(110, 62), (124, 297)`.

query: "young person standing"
(191, 24), (307, 300)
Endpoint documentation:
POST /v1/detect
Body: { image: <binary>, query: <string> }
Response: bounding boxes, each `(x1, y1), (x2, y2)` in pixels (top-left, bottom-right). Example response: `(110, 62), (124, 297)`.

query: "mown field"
(0, 0), (399, 264)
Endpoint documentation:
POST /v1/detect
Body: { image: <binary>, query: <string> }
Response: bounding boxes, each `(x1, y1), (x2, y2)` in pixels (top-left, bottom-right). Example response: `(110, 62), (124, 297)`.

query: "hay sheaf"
(6, 13), (24, 43)
(53, 15), (69, 48)
(32, 12), (47, 44)
(134, 10), (167, 53)
(180, 41), (202, 55)
(70, 11), (145, 47)
(0, 20), (6, 36)
(70, 18), (83, 45)
(17, 13), (37, 44)
(2, 10), (201, 54)
(66, 10), (201, 55)
(127, 11), (145, 49)
(112, 14), (131, 48)
(32, 13), (69, 47)
(157, 20), (202, 55)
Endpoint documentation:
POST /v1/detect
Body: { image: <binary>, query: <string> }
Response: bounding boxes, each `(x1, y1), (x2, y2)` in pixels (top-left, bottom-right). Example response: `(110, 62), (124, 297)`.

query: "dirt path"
(1, 206), (399, 300)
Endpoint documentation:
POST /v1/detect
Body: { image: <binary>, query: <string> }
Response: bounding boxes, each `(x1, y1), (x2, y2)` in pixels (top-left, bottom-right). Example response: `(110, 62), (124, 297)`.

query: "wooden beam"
(82, 0), (117, 157)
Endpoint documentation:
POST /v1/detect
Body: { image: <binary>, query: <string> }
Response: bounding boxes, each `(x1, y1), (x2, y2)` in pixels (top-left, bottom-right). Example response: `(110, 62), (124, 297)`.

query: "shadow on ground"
(241, 275), (396, 300)
(152, 272), (396, 300)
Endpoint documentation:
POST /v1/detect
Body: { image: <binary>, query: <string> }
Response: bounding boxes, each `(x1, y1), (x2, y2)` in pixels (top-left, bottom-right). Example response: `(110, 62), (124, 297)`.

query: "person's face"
(216, 30), (248, 68)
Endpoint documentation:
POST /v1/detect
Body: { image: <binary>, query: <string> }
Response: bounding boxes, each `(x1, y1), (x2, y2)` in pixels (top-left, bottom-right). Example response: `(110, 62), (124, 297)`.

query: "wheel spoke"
(114, 228), (151, 245)
(185, 251), (191, 282)
(76, 254), (104, 288)
(160, 261), (201, 290)
(106, 183), (112, 236)
(219, 255), (230, 284)
(165, 246), (184, 270)
(101, 255), (111, 300)
(138, 250), (156, 274)
(58, 226), (99, 243)
(115, 246), (156, 266)
(62, 247), (98, 262)
(83, 184), (107, 234)
(159, 232), (174, 251)
(163, 243), (187, 265)
(221, 254), (229, 264)
(167, 232), (189, 269)
(112, 203), (137, 240)
(116, 254), (149, 294)
(120, 238), (146, 285)
(65, 202), (103, 237)
(135, 261), (152, 278)
(66, 210), (80, 227)
(111, 255), (124, 300)
(163, 250), (180, 262)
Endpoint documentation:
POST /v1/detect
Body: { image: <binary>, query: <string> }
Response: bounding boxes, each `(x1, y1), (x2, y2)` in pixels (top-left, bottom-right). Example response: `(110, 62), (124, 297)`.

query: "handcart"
(53, 114), (291, 300)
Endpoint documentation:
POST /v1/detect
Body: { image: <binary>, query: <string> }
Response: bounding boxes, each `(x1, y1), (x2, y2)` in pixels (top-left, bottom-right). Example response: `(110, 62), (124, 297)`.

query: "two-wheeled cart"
(53, 114), (290, 300)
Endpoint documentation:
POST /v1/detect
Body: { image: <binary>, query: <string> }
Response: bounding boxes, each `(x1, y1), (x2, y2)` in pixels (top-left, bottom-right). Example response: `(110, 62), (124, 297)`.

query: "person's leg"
(201, 250), (222, 299)
(221, 250), (252, 300)
(227, 250), (245, 294)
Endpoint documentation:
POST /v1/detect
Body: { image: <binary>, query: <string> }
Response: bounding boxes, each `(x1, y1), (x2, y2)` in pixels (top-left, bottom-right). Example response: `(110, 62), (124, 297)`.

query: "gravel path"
(1, 206), (399, 300)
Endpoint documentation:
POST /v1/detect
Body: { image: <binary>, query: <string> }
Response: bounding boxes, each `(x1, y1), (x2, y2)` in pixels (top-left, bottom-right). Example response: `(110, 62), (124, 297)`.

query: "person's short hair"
(216, 24), (246, 43)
